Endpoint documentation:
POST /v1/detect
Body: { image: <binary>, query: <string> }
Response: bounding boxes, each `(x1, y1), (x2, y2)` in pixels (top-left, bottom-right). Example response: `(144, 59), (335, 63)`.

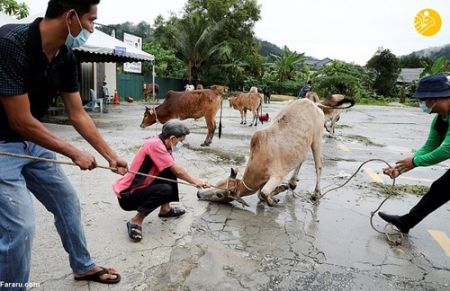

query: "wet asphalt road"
(30, 100), (449, 290)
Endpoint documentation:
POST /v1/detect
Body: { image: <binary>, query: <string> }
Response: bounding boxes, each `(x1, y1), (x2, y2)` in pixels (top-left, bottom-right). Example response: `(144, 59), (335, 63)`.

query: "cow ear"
(230, 167), (239, 178)
(145, 106), (149, 110)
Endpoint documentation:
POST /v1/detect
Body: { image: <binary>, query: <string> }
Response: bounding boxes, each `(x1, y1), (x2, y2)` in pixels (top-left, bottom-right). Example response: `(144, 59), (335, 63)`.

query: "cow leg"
(252, 109), (258, 126)
(331, 114), (340, 134)
(310, 137), (323, 201)
(239, 110), (244, 124)
(201, 113), (216, 146)
(260, 176), (287, 206)
(288, 162), (303, 190)
(243, 109), (247, 125)
(324, 119), (332, 134)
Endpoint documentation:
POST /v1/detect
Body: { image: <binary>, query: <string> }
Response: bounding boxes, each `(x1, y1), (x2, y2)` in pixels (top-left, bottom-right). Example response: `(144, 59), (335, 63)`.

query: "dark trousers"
(402, 169), (450, 228)
(118, 168), (179, 216)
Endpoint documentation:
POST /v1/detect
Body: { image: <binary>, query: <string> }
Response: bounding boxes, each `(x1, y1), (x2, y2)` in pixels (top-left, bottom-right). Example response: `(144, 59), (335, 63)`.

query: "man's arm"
(170, 164), (209, 188)
(61, 91), (127, 174)
(0, 93), (96, 169)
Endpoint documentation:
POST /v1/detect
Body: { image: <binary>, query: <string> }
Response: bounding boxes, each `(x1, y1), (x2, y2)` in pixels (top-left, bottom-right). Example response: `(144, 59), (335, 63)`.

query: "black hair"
(434, 115), (449, 137)
(45, 0), (100, 18)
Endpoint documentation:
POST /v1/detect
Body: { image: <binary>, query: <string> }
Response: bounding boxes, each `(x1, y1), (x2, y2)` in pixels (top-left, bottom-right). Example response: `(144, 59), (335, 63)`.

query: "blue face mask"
(419, 100), (434, 114)
(65, 12), (91, 48)
(171, 141), (183, 152)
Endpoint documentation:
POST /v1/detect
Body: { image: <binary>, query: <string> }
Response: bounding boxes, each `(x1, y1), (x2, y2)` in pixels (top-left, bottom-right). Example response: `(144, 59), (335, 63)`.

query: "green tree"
(399, 53), (432, 68)
(420, 56), (450, 78)
(184, 0), (263, 87)
(271, 46), (305, 82)
(142, 43), (186, 78)
(366, 48), (400, 97)
(0, 0), (29, 19)
(164, 12), (228, 83)
(314, 60), (373, 100)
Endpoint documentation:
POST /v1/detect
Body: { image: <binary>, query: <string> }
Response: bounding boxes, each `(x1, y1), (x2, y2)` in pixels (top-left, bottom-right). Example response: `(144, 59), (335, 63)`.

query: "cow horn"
(230, 167), (239, 179)
(236, 197), (249, 207)
(229, 193), (249, 207)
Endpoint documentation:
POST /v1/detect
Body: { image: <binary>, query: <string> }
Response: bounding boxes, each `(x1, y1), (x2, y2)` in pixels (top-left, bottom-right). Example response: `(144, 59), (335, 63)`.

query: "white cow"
(197, 98), (325, 206)
(184, 84), (195, 91)
(249, 86), (258, 93)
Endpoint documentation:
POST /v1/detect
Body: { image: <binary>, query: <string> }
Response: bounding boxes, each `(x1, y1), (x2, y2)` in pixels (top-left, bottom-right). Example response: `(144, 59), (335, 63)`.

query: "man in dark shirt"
(0, 0), (127, 288)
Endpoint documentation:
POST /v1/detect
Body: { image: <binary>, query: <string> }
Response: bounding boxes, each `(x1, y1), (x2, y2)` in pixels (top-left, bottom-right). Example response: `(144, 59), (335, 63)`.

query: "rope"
(0, 151), (225, 191)
(315, 158), (404, 244)
(0, 151), (405, 243)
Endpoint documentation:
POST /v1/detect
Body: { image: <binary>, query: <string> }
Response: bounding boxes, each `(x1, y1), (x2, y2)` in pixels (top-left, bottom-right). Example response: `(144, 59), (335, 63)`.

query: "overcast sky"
(22, 0), (449, 65)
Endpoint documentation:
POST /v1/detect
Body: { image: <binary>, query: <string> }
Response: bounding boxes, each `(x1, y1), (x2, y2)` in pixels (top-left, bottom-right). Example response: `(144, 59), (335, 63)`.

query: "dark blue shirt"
(0, 18), (79, 140)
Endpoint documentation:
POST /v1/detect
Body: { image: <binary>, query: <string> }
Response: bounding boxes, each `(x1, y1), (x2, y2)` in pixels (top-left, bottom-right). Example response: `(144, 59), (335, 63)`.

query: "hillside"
(407, 44), (450, 60)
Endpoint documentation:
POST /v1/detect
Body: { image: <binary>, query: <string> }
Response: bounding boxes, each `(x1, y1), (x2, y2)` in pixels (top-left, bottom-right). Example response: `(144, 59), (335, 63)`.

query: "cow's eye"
(216, 193), (223, 198)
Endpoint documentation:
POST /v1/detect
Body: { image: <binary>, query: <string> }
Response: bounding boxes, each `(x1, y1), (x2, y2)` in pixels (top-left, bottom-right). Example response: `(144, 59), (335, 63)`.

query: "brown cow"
(319, 94), (355, 134)
(197, 98), (325, 206)
(143, 83), (159, 100)
(229, 92), (263, 126)
(140, 85), (228, 146)
(304, 91), (355, 134)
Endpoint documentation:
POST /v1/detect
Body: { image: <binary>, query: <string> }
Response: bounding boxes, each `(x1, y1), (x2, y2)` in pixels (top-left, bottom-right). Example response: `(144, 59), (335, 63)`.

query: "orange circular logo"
(414, 9), (442, 37)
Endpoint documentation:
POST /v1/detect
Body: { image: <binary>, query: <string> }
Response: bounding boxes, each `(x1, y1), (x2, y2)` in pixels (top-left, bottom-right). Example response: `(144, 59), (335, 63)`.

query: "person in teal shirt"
(379, 73), (450, 233)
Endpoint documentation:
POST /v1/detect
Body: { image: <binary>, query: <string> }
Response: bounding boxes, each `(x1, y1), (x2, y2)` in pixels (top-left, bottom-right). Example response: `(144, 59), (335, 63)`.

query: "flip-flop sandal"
(158, 207), (186, 218)
(126, 222), (142, 242)
(74, 267), (121, 284)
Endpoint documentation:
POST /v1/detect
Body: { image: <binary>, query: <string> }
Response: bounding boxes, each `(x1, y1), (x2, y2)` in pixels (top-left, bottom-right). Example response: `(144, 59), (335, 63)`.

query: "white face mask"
(419, 100), (434, 114)
(171, 141), (183, 152)
(65, 11), (91, 48)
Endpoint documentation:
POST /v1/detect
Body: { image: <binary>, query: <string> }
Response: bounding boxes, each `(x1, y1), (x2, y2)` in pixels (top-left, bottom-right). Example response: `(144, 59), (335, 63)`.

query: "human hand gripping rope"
(0, 151), (220, 191)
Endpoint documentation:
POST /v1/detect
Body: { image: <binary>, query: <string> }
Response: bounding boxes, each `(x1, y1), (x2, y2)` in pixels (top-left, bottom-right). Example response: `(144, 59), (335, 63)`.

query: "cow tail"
(218, 97), (223, 138)
(259, 95), (264, 124)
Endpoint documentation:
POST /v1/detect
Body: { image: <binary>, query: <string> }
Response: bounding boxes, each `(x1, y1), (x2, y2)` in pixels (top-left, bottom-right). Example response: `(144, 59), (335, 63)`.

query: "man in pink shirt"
(113, 120), (210, 242)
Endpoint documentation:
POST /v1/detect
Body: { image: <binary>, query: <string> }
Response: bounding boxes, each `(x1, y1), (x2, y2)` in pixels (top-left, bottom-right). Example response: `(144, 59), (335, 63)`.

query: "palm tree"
(168, 12), (227, 83)
(271, 46), (305, 82)
(0, 0), (29, 19)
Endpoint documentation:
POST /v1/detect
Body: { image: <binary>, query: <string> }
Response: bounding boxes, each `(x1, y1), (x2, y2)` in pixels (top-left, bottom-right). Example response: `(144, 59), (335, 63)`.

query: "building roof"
(397, 68), (424, 83)
(15, 14), (153, 63)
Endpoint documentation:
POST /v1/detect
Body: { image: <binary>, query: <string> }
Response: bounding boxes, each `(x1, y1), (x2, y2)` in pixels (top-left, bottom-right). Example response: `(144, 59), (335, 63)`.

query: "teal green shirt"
(413, 115), (450, 167)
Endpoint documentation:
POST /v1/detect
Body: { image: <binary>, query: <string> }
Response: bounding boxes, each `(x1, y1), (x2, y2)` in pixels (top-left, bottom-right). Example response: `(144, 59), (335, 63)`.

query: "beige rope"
(315, 158), (404, 244)
(0, 151), (225, 190)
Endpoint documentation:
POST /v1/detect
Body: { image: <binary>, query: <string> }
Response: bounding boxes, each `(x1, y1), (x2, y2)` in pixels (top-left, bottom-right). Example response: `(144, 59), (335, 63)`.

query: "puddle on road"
(184, 144), (246, 164)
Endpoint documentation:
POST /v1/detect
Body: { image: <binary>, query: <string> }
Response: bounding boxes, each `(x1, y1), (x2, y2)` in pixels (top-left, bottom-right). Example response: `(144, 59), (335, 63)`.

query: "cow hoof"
(288, 182), (297, 190)
(257, 192), (265, 202)
(240, 122), (243, 124)
(200, 143), (209, 147)
(267, 197), (279, 206)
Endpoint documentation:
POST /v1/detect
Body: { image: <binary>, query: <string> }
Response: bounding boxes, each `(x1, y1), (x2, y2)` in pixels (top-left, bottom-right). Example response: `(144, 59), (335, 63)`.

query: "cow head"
(228, 96), (237, 108)
(210, 85), (229, 95)
(197, 168), (249, 206)
(140, 106), (157, 128)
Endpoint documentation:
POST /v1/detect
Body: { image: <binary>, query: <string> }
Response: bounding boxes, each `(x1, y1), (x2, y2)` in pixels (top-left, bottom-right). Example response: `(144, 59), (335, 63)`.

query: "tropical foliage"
(366, 48), (400, 97)
(0, 0), (28, 19)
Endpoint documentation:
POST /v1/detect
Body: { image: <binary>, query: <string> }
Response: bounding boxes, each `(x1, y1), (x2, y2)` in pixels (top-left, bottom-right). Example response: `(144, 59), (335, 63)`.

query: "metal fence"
(117, 74), (189, 101)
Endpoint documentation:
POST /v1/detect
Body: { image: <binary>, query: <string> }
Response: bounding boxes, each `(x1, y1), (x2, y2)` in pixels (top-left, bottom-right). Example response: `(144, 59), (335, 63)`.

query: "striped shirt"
(0, 18), (79, 140)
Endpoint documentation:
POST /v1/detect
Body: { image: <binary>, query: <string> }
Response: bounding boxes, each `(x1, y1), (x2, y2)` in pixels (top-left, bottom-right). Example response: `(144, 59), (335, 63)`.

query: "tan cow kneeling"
(198, 98), (324, 206)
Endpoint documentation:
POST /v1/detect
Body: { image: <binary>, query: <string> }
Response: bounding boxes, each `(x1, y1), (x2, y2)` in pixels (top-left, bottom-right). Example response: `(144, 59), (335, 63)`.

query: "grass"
(357, 97), (418, 107)
(370, 182), (428, 197)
